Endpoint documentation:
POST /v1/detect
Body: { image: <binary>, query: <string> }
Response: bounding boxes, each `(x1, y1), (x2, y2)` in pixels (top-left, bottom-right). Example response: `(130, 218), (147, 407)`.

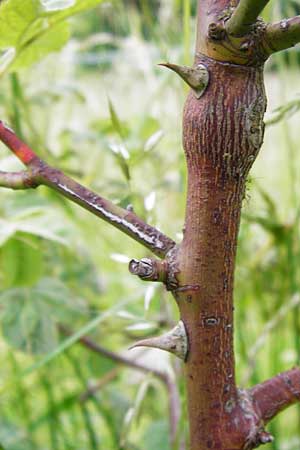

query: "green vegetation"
(0, 0), (299, 449)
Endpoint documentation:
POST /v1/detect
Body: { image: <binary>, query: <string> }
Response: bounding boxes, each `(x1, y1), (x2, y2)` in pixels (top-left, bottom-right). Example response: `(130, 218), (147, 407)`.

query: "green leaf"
(0, 0), (104, 74)
(120, 380), (151, 448)
(108, 98), (127, 141)
(0, 420), (31, 450)
(108, 142), (131, 182)
(0, 278), (85, 354)
(12, 22), (70, 70)
(0, 234), (44, 288)
(143, 420), (170, 450)
(144, 130), (164, 152)
(0, 0), (38, 48)
(18, 296), (134, 376)
(43, 0), (104, 20)
(0, 207), (70, 247)
(3, 295), (58, 355)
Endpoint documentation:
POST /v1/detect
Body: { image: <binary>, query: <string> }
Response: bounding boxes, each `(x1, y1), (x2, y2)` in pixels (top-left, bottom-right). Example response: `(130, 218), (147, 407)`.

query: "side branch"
(226, 0), (271, 37)
(264, 17), (300, 54)
(250, 367), (300, 424)
(0, 170), (38, 189)
(0, 121), (175, 258)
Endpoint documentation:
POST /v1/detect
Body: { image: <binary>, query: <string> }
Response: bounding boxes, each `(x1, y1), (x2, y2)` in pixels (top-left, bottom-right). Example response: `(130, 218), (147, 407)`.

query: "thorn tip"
(159, 62), (209, 98)
(130, 321), (188, 361)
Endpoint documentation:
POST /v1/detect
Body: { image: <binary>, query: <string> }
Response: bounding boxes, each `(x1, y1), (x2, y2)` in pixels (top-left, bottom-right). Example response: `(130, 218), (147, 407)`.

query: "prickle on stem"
(159, 62), (209, 98)
(129, 321), (188, 361)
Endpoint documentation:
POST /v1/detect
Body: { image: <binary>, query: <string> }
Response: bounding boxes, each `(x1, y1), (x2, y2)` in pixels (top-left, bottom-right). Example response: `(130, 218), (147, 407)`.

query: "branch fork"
(198, 1), (300, 67)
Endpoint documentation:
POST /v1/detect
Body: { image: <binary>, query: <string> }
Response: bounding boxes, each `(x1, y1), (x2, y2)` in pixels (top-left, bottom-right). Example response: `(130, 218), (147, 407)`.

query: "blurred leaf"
(143, 420), (170, 450)
(0, 420), (31, 450)
(1, 292), (58, 354)
(20, 296), (133, 376)
(108, 142), (131, 182)
(125, 322), (157, 334)
(93, 387), (131, 447)
(144, 191), (156, 212)
(108, 98), (127, 141)
(277, 0), (300, 16)
(120, 379), (151, 447)
(144, 130), (164, 152)
(125, 322), (157, 339)
(138, 117), (161, 141)
(255, 184), (278, 219)
(45, 0), (105, 19)
(0, 278), (84, 354)
(0, 207), (70, 247)
(144, 285), (155, 311)
(110, 253), (130, 263)
(244, 214), (288, 243)
(30, 83), (86, 104)
(0, 0), (105, 74)
(107, 98), (131, 182)
(12, 22), (70, 70)
(0, 234), (44, 288)
(40, 0), (77, 11)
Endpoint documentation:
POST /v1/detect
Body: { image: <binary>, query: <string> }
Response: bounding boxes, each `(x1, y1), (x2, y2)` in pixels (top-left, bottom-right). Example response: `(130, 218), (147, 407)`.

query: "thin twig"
(0, 121), (175, 258)
(226, 0), (271, 37)
(58, 324), (181, 444)
(58, 324), (166, 380)
(0, 170), (38, 189)
(80, 367), (121, 402)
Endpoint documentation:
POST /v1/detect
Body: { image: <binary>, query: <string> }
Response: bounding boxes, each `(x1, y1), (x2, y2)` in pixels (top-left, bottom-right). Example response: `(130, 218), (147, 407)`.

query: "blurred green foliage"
(0, 0), (299, 449)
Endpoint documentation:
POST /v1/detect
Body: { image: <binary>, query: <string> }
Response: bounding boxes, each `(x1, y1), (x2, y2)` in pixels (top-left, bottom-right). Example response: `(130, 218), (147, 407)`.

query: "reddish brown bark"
(175, 55), (267, 450)
(251, 368), (300, 424)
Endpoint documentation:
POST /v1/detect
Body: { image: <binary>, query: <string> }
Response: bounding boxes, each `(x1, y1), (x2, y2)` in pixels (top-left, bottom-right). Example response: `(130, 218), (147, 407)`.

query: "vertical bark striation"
(176, 54), (267, 449)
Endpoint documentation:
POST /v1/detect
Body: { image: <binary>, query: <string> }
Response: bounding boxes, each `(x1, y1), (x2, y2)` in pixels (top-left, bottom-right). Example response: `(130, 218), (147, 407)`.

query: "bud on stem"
(129, 258), (168, 283)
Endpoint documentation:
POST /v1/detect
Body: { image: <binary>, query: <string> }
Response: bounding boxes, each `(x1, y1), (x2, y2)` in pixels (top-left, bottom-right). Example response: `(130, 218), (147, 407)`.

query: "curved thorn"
(159, 62), (209, 98)
(129, 321), (188, 361)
